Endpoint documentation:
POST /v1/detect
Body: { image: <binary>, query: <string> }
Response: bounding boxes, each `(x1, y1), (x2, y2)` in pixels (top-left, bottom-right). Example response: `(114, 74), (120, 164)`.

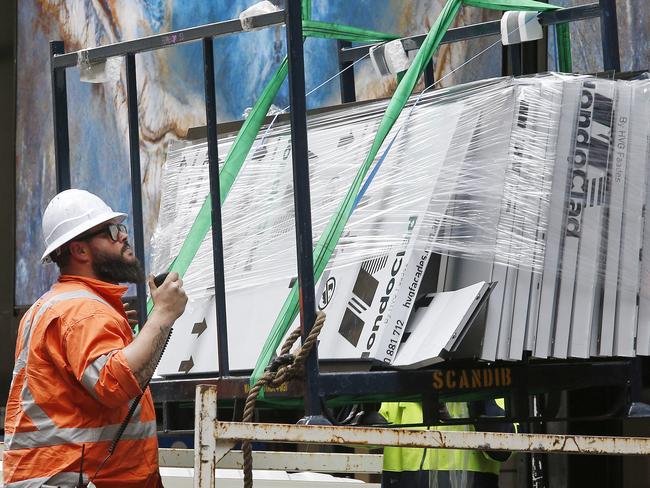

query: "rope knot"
(242, 311), (327, 488)
(265, 353), (295, 373)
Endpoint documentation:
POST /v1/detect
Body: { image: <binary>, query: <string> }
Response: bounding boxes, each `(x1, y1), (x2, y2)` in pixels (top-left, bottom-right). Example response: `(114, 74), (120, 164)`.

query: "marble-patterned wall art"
(15, 0), (646, 305)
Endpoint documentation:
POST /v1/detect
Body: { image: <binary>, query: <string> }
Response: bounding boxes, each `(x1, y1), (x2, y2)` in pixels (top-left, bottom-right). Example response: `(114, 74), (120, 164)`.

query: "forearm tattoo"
(135, 329), (168, 387)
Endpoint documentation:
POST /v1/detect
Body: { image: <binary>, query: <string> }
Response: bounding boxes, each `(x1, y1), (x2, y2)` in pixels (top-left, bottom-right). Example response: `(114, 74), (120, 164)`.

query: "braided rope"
(242, 311), (326, 488)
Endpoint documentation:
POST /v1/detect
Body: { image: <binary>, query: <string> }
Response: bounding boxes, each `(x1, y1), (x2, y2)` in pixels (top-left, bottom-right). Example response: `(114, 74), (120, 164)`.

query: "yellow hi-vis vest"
(380, 401), (504, 475)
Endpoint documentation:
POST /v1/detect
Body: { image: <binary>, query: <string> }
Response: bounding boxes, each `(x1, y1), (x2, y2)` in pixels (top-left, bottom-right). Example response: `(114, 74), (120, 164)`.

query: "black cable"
(90, 272), (171, 483)
(76, 444), (85, 488)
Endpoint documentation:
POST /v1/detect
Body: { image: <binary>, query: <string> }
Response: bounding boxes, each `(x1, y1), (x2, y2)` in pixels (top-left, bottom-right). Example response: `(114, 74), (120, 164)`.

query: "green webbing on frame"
(556, 23), (572, 72)
(250, 0), (464, 392)
(251, 0), (562, 394)
(148, 0), (562, 390)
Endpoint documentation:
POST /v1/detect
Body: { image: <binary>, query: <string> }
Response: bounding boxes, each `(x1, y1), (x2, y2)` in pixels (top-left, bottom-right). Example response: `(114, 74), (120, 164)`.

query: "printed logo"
(319, 277), (337, 310)
(338, 266), (379, 347)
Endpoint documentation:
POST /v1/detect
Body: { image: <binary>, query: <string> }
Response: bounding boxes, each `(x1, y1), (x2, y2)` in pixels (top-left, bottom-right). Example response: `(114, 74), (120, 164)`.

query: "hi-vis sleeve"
(62, 312), (143, 407)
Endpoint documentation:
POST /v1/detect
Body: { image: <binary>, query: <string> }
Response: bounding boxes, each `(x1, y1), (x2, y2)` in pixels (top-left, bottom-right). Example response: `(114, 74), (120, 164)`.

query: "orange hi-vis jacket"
(3, 275), (162, 487)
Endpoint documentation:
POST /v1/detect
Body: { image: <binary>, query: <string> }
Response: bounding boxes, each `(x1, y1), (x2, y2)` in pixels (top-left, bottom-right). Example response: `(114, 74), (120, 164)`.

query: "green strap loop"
(302, 0), (312, 21)
(302, 20), (398, 42)
(147, 0), (560, 393)
(251, 0), (560, 394)
(251, 0), (464, 393)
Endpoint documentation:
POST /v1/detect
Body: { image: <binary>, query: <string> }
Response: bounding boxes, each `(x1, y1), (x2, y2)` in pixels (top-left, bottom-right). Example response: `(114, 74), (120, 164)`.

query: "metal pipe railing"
(202, 37), (230, 377)
(124, 53), (148, 334)
(51, 11), (286, 69)
(284, 0), (322, 418)
(337, 3), (609, 62)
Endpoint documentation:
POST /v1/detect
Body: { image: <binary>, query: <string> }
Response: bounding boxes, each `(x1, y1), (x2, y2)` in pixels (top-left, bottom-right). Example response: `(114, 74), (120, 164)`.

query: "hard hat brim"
(41, 211), (127, 263)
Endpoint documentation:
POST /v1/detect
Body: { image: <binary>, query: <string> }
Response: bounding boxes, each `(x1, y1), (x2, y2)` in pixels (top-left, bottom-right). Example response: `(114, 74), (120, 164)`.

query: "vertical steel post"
(627, 358), (646, 415)
(598, 0), (621, 72)
(501, 45), (509, 76)
(162, 401), (170, 432)
(202, 37), (230, 377)
(195, 385), (218, 488)
(285, 0), (322, 417)
(522, 0), (549, 76)
(337, 40), (356, 103)
(501, 45), (523, 77)
(529, 395), (549, 488)
(125, 54), (148, 331)
(511, 45), (523, 76)
(521, 41), (540, 75)
(50, 41), (71, 191)
(0, 0), (17, 407)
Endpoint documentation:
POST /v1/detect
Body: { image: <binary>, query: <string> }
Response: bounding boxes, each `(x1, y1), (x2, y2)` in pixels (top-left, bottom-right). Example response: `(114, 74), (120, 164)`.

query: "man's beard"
(92, 243), (145, 284)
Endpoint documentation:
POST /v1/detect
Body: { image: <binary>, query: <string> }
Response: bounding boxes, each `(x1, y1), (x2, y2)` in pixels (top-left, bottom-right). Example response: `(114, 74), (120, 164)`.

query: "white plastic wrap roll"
(370, 40), (412, 77)
(78, 52), (122, 83)
(500, 11), (543, 45)
(239, 1), (280, 32)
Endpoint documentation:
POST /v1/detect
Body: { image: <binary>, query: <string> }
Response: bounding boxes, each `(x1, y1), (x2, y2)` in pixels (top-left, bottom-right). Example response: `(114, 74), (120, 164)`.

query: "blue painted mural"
(15, 0), (648, 305)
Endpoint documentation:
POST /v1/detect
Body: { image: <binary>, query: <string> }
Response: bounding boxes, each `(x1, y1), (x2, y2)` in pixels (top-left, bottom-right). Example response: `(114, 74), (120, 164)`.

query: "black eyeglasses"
(78, 223), (128, 242)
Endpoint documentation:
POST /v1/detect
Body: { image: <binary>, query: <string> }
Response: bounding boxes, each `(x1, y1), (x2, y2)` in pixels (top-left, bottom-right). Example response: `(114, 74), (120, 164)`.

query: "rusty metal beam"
(190, 384), (650, 487)
(215, 421), (650, 456)
(160, 448), (383, 473)
(194, 384), (219, 488)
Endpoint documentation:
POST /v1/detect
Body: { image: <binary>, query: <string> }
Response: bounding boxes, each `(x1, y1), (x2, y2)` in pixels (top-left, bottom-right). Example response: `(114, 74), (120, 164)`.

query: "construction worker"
(380, 400), (514, 488)
(3, 189), (188, 487)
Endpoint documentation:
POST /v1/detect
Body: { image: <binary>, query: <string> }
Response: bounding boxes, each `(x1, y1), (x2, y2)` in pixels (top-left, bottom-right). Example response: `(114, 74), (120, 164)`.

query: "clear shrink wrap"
(151, 73), (650, 375)
(535, 76), (650, 360)
(153, 78), (548, 295)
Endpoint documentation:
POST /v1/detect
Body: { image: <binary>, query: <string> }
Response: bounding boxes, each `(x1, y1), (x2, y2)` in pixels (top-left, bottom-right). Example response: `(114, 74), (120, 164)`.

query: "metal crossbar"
(159, 448), (383, 473)
(51, 11), (285, 69)
(193, 385), (650, 487)
(336, 0), (620, 100)
(216, 422), (650, 455)
(338, 3), (603, 62)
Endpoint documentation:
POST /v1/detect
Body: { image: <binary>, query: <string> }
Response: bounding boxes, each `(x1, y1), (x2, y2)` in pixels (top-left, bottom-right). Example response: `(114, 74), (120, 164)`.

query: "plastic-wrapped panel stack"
(528, 77), (650, 361)
(150, 73), (650, 376)
(457, 75), (650, 362)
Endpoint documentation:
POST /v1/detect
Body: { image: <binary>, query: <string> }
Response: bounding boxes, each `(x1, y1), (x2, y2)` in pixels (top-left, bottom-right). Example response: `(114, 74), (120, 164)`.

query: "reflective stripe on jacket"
(3, 275), (160, 487)
(380, 401), (506, 475)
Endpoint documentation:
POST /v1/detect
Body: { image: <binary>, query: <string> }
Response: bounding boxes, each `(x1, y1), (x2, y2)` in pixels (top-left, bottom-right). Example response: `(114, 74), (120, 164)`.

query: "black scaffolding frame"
(48, 0), (632, 424)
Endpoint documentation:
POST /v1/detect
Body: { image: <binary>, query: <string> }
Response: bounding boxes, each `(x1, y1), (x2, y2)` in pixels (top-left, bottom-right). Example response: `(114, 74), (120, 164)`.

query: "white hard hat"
(41, 189), (127, 263)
